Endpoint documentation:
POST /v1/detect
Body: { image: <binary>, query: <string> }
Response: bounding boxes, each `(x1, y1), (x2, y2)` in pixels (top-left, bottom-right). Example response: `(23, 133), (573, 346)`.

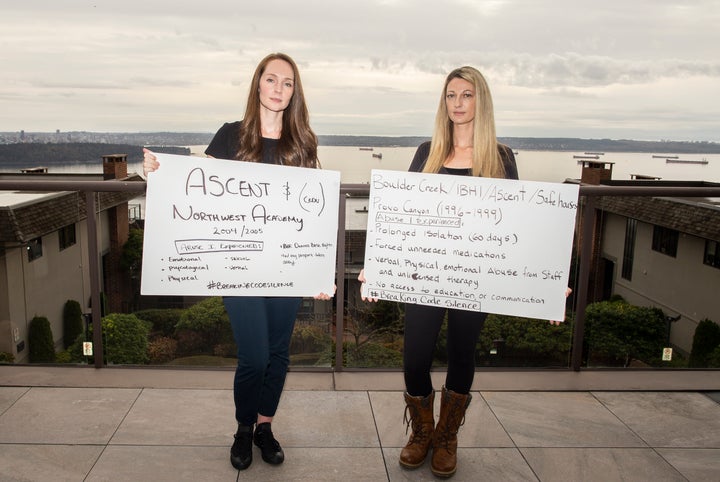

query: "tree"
(343, 300), (403, 360)
(28, 316), (55, 363)
(62, 299), (84, 349)
(121, 228), (144, 310)
(688, 319), (720, 368)
(120, 228), (144, 277)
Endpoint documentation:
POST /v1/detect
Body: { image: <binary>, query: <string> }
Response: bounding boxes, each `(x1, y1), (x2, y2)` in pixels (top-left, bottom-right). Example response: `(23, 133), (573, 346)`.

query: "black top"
(205, 121), (280, 164)
(408, 141), (519, 180)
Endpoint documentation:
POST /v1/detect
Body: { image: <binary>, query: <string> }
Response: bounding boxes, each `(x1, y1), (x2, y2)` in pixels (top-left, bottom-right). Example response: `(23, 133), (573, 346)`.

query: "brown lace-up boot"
(431, 386), (471, 478)
(399, 391), (435, 469)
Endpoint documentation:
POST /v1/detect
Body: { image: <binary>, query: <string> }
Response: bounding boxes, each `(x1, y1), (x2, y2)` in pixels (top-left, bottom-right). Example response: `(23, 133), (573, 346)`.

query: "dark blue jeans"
(223, 296), (301, 426)
(403, 303), (487, 397)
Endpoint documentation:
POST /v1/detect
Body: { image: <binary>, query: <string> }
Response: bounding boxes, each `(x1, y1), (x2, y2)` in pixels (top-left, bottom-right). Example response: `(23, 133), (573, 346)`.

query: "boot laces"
(435, 397), (467, 450)
(403, 403), (431, 443)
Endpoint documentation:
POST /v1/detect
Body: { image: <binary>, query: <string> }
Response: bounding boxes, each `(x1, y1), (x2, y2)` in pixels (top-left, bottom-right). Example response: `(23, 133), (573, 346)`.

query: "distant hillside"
(317, 135), (430, 147)
(1, 132), (719, 156)
(0, 143), (189, 167)
(498, 137), (720, 153)
(325, 136), (720, 153)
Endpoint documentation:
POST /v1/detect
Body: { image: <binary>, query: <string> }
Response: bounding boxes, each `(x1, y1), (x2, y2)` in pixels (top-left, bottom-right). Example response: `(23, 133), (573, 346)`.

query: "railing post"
(334, 193), (347, 372)
(571, 195), (598, 371)
(85, 191), (104, 368)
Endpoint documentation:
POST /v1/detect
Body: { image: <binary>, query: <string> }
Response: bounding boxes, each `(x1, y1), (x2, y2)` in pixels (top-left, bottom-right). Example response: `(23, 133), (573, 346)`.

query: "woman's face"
(445, 77), (476, 126)
(258, 58), (295, 113)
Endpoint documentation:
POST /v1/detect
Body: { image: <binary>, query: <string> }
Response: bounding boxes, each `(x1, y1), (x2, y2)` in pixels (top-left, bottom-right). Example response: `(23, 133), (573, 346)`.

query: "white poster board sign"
(361, 169), (579, 320)
(141, 154), (340, 296)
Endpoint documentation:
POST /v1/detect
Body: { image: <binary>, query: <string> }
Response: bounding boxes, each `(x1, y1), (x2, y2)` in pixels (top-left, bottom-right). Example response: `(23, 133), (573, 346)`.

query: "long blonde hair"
(236, 53), (318, 168)
(423, 66), (505, 178)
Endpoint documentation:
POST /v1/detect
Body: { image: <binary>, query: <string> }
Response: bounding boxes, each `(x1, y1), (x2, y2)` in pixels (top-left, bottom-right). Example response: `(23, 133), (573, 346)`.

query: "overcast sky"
(2, 0), (719, 141)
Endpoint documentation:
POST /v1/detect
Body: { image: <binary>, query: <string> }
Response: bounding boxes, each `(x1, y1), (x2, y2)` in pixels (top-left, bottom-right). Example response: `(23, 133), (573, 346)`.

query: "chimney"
(580, 160), (614, 185)
(103, 154), (128, 180)
(102, 153), (131, 312)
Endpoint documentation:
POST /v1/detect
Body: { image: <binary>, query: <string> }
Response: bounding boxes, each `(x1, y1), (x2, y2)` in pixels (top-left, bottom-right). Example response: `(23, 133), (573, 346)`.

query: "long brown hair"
(236, 53), (319, 168)
(423, 66), (505, 178)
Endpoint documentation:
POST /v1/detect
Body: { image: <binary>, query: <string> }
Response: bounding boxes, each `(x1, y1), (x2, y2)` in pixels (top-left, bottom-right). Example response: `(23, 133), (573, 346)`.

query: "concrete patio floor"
(1, 366), (719, 481)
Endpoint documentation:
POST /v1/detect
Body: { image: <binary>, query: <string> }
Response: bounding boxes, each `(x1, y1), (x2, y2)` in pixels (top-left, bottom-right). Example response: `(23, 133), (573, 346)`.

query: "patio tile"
(482, 391), (645, 447)
(271, 391), (379, 447)
(521, 447), (686, 482)
(85, 446), (236, 482)
(110, 388), (235, 445)
(0, 444), (103, 482)
(657, 448), (720, 482)
(0, 386), (29, 414)
(0, 387), (139, 444)
(593, 392), (720, 447)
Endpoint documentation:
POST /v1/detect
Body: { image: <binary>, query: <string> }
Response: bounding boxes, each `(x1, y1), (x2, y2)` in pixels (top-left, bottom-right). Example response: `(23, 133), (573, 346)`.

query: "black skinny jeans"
(403, 303), (487, 397)
(223, 296), (301, 426)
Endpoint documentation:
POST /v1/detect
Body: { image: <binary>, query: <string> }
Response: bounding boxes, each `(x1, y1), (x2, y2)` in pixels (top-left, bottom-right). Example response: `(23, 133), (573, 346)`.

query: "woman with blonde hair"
(361, 65), (517, 478)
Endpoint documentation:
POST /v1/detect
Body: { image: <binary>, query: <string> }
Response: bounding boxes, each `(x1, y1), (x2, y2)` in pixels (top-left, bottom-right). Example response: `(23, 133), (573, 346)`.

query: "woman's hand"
(314, 285), (337, 301)
(143, 148), (159, 176)
(358, 269), (378, 302)
(549, 287), (573, 325)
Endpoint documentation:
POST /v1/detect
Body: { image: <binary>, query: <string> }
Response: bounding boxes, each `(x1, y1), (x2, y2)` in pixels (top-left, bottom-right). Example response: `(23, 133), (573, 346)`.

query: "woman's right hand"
(143, 148), (159, 176)
(358, 269), (378, 302)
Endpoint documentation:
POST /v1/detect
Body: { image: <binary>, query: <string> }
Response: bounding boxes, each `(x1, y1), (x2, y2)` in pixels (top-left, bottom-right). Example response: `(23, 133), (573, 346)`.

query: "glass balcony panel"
(1, 179), (718, 372)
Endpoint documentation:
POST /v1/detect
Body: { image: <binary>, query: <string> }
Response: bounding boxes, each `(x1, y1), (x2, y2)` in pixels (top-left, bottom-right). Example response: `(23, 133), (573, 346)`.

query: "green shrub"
(54, 350), (74, 364)
(688, 319), (720, 368)
(28, 316), (55, 363)
(708, 346), (720, 368)
(62, 299), (84, 349)
(290, 324), (332, 355)
(147, 336), (178, 364)
(174, 297), (232, 356)
(133, 308), (183, 337)
(479, 314), (572, 366)
(71, 314), (151, 365)
(213, 343), (236, 358)
(102, 313), (150, 364)
(318, 340), (402, 368)
(585, 300), (666, 367)
(0, 351), (15, 363)
(65, 333), (86, 363)
(347, 341), (402, 368)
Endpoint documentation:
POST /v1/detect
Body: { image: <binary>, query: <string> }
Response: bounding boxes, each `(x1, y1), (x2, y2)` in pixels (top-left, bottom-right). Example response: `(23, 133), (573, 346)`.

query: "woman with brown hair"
(144, 52), (332, 471)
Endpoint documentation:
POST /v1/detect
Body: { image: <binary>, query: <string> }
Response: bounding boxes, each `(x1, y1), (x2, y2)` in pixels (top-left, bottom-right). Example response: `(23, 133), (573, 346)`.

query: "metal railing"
(2, 179), (719, 372)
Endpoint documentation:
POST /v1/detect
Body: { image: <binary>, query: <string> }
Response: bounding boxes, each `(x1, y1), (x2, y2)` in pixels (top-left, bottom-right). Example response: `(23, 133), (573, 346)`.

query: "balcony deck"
(1, 366), (719, 481)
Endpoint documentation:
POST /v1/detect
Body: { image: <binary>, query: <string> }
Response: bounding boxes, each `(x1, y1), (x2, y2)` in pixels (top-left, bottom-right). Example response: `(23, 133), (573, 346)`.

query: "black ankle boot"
(230, 424), (253, 470)
(253, 422), (284, 465)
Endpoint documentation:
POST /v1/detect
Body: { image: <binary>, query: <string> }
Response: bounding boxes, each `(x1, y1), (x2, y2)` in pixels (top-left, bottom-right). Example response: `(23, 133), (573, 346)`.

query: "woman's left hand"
(313, 285), (337, 300)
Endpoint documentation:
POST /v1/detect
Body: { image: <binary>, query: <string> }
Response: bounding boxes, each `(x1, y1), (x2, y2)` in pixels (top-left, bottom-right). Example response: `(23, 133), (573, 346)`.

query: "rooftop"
(1, 366), (719, 481)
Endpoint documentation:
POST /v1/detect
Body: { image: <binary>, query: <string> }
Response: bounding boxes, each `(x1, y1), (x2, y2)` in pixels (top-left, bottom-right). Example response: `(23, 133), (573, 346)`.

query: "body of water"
(8, 145), (720, 184)
(318, 147), (720, 184)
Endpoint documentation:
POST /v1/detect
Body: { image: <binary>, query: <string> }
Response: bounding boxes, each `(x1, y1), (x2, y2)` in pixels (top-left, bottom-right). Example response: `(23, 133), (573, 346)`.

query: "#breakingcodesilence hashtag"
(206, 280), (294, 290)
